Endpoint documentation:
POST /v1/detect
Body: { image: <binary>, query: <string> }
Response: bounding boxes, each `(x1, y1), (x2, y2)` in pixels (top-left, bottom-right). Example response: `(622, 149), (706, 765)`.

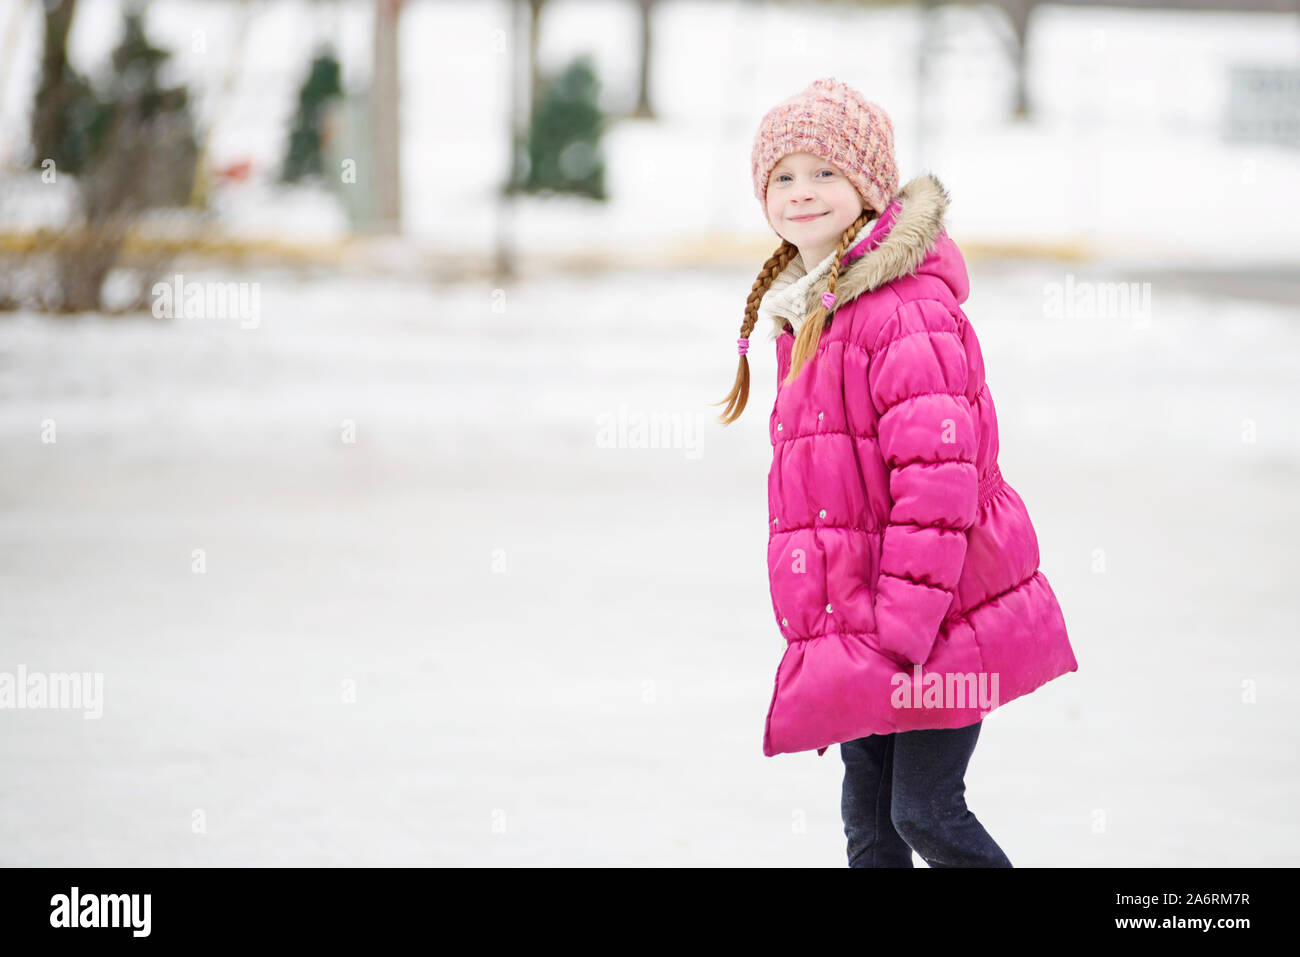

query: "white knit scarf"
(756, 218), (878, 339)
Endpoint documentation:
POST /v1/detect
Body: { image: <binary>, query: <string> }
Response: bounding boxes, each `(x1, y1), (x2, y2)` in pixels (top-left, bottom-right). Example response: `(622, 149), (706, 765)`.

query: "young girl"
(716, 78), (1079, 867)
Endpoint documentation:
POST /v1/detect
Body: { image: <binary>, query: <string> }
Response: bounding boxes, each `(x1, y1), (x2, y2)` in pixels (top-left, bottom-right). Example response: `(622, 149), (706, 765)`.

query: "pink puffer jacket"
(759, 173), (1078, 757)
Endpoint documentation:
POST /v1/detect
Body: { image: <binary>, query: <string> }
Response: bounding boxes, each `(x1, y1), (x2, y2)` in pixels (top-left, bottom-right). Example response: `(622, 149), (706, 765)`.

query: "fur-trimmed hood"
(757, 172), (955, 340)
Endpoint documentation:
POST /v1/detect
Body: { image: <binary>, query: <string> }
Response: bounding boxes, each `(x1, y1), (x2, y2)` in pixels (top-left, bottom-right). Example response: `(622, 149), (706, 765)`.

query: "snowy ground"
(1, 254), (1298, 866)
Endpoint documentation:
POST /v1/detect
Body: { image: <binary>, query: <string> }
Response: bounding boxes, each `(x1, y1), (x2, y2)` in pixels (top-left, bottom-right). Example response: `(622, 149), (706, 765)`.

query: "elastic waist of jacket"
(977, 465), (1005, 507)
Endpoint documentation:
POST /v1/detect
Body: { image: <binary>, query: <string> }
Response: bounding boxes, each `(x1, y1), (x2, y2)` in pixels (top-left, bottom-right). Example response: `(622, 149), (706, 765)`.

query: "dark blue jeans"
(839, 720), (1012, 867)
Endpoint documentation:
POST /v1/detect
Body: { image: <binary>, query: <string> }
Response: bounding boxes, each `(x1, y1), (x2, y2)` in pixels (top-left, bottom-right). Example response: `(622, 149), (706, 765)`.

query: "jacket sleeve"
(867, 299), (979, 667)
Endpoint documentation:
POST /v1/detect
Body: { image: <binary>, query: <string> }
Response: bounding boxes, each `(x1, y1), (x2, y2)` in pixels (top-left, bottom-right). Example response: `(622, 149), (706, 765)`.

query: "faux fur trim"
(758, 172), (952, 340)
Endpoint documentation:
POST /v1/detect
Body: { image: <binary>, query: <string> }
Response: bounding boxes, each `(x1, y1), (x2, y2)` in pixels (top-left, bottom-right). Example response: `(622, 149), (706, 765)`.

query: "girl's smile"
(765, 151), (865, 266)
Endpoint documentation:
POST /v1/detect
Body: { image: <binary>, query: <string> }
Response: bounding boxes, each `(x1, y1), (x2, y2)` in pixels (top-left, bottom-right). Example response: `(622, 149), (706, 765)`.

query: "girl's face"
(765, 152), (865, 262)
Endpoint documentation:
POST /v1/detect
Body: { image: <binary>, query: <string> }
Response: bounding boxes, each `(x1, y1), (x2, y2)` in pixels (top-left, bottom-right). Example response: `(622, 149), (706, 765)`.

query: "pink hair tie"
(737, 337), (750, 356)
(822, 291), (837, 310)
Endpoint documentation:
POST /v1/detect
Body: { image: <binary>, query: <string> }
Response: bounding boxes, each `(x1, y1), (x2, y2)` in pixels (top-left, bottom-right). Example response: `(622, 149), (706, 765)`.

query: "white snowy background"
(0, 0), (1298, 866)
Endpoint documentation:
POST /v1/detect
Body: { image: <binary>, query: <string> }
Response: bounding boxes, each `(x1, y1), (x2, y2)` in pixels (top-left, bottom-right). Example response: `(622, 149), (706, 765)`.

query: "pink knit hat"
(751, 77), (899, 225)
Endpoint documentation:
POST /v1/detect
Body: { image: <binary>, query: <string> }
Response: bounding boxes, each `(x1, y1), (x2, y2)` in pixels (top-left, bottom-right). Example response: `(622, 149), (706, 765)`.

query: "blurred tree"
(518, 55), (607, 200)
(95, 6), (198, 211)
(985, 0), (1033, 119)
(281, 49), (344, 183)
(31, 0), (110, 175)
(631, 0), (658, 119)
(369, 0), (403, 232)
(24, 1), (198, 313)
(526, 0), (545, 112)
